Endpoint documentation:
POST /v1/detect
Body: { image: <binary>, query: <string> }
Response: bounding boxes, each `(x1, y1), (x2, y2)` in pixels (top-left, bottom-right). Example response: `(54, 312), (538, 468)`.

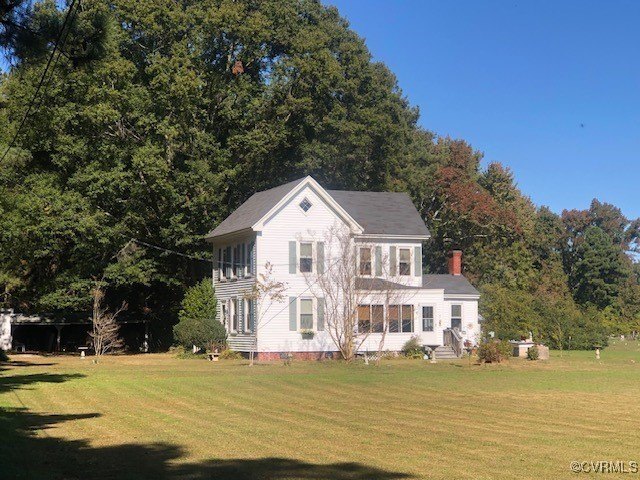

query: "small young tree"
(243, 262), (287, 366)
(90, 284), (126, 358)
(305, 225), (411, 362)
(174, 279), (226, 351)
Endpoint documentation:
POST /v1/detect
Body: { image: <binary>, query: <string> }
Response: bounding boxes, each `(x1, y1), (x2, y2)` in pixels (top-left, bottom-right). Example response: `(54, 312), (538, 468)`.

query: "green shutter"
(390, 246), (397, 276)
(317, 242), (325, 273)
(375, 246), (382, 276)
(289, 297), (297, 331)
(317, 298), (325, 331)
(289, 241), (297, 274)
(414, 246), (421, 277)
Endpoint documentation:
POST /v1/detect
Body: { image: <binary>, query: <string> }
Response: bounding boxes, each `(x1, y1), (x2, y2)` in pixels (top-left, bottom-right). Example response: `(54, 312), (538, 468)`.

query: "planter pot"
(301, 333), (315, 340)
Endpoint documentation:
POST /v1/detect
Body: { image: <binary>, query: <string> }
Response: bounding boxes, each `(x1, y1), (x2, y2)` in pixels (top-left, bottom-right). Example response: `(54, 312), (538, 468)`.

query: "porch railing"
(443, 328), (463, 358)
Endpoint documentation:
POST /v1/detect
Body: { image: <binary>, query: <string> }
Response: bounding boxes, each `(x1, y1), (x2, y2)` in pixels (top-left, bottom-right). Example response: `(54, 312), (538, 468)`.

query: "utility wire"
(0, 0), (79, 163)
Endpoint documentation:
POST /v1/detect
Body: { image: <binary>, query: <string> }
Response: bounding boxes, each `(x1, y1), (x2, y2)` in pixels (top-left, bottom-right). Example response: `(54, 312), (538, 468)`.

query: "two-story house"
(205, 176), (480, 360)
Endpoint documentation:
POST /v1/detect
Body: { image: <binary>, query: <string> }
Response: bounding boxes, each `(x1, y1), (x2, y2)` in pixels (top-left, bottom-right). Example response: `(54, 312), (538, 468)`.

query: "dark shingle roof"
(205, 177), (430, 239)
(355, 275), (479, 296)
(327, 190), (430, 237)
(205, 178), (306, 239)
(355, 278), (418, 291)
(421, 274), (480, 296)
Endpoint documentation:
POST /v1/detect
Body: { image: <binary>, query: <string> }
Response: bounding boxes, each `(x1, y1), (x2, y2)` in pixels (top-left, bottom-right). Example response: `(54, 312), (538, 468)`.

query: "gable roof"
(205, 176), (430, 240)
(206, 178), (306, 239)
(327, 190), (430, 237)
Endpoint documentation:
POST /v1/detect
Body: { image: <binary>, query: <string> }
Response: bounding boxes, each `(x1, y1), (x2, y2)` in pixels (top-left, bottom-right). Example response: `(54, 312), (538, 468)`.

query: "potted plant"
(300, 328), (315, 339)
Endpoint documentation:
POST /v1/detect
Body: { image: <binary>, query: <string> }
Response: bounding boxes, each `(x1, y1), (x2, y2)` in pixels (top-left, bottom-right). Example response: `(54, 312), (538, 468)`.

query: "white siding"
(255, 184), (349, 354)
(209, 180), (482, 355)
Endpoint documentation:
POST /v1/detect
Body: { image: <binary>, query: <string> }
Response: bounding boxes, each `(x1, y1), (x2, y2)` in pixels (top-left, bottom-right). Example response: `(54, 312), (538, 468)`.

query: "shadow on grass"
(1, 408), (414, 480)
(0, 364), (414, 480)
(0, 372), (84, 394)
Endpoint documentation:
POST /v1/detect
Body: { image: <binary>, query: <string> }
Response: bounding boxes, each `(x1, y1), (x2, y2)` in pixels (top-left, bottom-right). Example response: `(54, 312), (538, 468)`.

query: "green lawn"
(2, 341), (640, 479)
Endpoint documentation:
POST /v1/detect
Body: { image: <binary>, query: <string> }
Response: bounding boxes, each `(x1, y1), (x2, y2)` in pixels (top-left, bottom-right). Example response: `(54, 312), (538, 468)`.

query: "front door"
(451, 318), (462, 331)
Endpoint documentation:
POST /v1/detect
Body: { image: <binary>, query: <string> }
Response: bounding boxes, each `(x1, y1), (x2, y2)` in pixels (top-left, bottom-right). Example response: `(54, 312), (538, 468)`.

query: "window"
(233, 245), (241, 277)
(300, 298), (313, 329)
(300, 242), (313, 273)
(451, 304), (462, 330)
(221, 303), (228, 328)
(299, 197), (312, 212)
(388, 305), (399, 333)
(401, 305), (413, 333)
(244, 299), (252, 333)
(359, 247), (372, 276)
(372, 305), (384, 333)
(422, 306), (434, 332)
(247, 241), (255, 276)
(231, 299), (238, 332)
(357, 305), (371, 332)
(224, 247), (232, 279)
(241, 243), (246, 277)
(218, 248), (224, 280)
(399, 248), (411, 276)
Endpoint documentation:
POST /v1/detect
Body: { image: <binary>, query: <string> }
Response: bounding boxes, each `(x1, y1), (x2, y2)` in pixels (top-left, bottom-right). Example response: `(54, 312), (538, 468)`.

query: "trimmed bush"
(401, 336), (424, 359)
(0, 349), (8, 362)
(219, 349), (242, 360)
(174, 279), (226, 350)
(527, 345), (539, 361)
(477, 339), (512, 363)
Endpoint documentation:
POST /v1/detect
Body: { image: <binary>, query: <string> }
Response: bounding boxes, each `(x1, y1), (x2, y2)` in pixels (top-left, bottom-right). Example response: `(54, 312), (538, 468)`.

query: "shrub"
(0, 350), (8, 362)
(477, 339), (511, 363)
(401, 336), (424, 359)
(173, 279), (226, 350)
(219, 349), (242, 360)
(527, 345), (539, 361)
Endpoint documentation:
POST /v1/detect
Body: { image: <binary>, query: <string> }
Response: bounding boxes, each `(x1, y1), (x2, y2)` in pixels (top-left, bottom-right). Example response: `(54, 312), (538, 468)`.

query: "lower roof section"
(355, 274), (479, 297)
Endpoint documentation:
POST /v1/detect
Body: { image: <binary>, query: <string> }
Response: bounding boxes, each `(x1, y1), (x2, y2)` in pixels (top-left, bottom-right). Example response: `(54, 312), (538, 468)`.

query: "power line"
(0, 0), (79, 163)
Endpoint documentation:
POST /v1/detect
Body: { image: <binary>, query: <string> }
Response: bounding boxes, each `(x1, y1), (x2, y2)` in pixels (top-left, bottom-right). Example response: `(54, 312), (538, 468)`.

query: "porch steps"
(434, 345), (459, 359)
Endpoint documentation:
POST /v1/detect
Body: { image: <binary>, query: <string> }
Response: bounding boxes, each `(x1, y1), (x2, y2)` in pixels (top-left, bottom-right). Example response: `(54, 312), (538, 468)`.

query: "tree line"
(1, 0), (638, 349)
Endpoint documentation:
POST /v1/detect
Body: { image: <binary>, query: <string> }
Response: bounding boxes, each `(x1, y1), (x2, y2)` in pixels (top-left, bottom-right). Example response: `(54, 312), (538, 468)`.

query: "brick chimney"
(448, 250), (462, 276)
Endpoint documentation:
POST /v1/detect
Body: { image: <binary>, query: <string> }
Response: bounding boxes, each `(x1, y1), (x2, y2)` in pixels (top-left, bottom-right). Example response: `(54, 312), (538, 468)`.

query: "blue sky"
(327, 0), (640, 219)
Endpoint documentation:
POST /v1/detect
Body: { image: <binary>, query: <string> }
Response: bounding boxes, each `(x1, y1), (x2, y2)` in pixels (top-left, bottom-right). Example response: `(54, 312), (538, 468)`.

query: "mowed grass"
(2, 340), (640, 480)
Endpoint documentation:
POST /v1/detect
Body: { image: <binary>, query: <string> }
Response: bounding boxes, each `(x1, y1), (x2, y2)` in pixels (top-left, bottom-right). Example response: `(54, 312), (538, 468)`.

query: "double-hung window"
(372, 305), (384, 333)
(244, 299), (252, 333)
(401, 305), (413, 333)
(451, 304), (462, 330)
(221, 302), (228, 328)
(388, 305), (400, 333)
(233, 245), (241, 277)
(422, 306), (434, 332)
(358, 305), (385, 333)
(224, 247), (232, 279)
(300, 298), (314, 329)
(399, 248), (411, 276)
(359, 247), (372, 276)
(218, 248), (224, 280)
(389, 305), (413, 333)
(231, 299), (238, 333)
(300, 242), (313, 273)
(357, 305), (371, 332)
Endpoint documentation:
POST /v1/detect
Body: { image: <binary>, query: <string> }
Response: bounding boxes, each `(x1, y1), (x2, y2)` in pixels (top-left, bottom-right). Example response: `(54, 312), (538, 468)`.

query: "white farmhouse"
(205, 176), (480, 360)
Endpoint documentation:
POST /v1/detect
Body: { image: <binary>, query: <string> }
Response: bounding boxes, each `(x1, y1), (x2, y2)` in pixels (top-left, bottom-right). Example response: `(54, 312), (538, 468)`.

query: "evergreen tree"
(572, 226), (628, 309)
